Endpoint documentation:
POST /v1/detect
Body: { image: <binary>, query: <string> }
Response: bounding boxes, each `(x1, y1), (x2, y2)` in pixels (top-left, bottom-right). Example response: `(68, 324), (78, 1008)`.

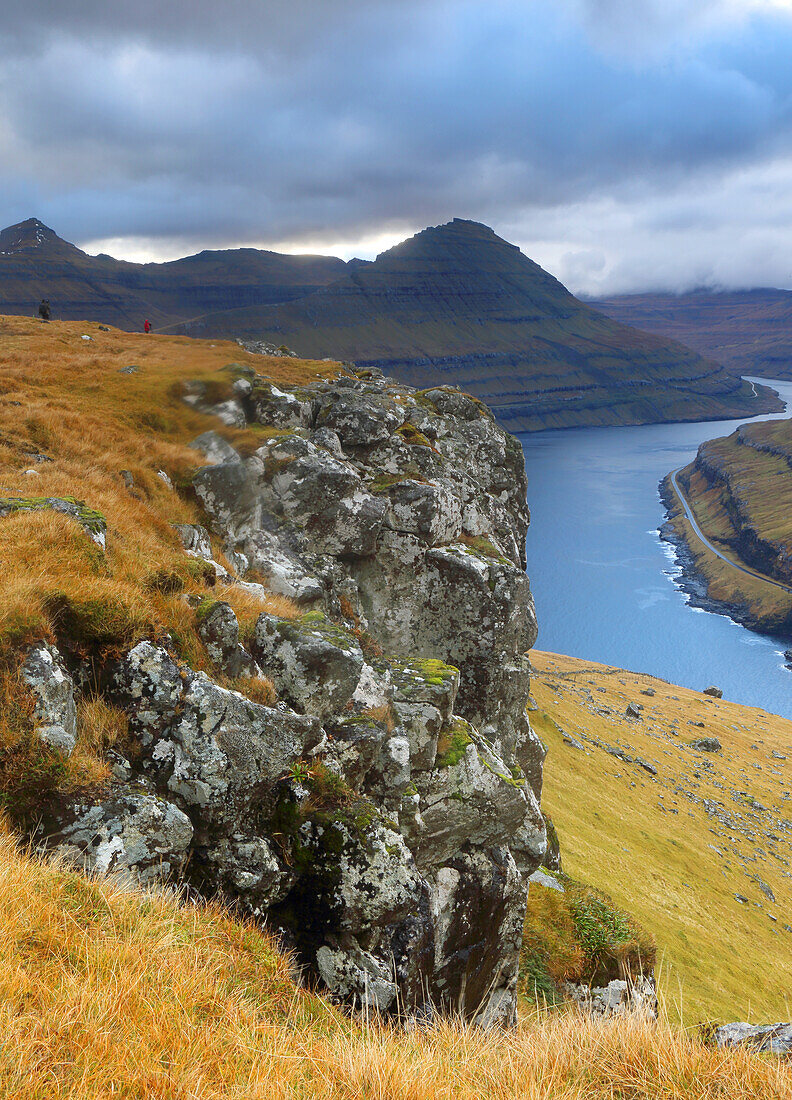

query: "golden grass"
(531, 650), (792, 1025)
(0, 315), (334, 817)
(1, 825), (791, 1099)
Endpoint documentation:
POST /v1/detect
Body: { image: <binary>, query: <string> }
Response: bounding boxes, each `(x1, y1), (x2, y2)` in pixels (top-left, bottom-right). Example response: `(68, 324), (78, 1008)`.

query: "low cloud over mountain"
(4, 1), (792, 292)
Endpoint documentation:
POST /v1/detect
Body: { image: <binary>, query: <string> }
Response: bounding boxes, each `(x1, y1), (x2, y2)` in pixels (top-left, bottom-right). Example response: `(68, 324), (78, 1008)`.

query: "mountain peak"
(0, 218), (82, 257)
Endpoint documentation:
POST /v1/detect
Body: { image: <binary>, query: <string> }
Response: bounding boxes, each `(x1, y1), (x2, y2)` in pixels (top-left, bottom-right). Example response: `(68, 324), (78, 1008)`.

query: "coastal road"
(669, 468), (792, 595)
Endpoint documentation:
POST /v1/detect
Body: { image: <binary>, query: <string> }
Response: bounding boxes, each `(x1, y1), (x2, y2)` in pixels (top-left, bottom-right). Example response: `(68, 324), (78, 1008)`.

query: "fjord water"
(519, 379), (792, 720)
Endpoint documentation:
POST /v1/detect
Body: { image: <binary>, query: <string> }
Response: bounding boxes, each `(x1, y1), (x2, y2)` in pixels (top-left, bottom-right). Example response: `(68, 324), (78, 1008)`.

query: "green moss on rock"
(435, 719), (474, 768)
(0, 496), (106, 538)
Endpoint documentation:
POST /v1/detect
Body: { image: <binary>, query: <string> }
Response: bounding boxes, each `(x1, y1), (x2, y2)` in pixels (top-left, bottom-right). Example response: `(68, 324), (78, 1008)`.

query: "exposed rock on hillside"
(29, 365), (546, 1025)
(714, 1022), (792, 1056)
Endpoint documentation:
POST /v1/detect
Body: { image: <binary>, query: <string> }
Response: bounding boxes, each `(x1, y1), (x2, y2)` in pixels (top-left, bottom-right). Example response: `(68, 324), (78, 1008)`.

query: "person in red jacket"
(143, 319), (151, 333)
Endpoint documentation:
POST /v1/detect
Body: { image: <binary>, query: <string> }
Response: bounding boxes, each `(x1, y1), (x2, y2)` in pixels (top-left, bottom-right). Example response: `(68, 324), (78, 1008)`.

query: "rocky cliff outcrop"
(27, 364), (546, 1024)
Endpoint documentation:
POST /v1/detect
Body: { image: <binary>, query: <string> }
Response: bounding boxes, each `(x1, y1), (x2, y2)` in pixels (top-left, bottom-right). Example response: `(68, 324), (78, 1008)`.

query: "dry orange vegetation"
(0, 315), (334, 820)
(2, 828), (791, 1099)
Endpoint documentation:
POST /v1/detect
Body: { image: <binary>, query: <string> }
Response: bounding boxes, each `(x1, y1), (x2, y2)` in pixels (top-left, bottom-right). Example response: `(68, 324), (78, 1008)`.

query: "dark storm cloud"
(2, 0), (792, 290)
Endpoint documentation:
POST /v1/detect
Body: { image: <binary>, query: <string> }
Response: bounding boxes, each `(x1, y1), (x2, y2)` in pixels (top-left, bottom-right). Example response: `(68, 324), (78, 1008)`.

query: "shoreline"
(658, 473), (792, 656)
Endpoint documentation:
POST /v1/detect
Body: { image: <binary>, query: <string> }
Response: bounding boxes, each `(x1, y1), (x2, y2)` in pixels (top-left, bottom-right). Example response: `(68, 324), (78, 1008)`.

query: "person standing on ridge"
(143, 319), (151, 333)
(37, 299), (50, 321)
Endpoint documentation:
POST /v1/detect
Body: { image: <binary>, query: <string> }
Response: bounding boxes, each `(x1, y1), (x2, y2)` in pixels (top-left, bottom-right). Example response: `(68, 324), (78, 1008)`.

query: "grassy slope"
(3, 829), (792, 1098)
(532, 650), (792, 1025)
(0, 315), (331, 818)
(667, 419), (792, 634)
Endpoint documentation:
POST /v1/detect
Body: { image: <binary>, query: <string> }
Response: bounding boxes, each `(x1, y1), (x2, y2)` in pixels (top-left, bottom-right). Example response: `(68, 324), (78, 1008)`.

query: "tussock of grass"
(521, 874), (656, 1003)
(1, 825), (790, 1098)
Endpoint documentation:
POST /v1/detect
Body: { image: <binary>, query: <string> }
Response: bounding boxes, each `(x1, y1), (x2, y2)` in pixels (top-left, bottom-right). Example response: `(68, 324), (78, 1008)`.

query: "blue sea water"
(518, 379), (792, 720)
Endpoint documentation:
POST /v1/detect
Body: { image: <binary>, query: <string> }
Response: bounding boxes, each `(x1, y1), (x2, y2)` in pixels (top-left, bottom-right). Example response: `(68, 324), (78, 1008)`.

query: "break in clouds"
(2, 0), (792, 293)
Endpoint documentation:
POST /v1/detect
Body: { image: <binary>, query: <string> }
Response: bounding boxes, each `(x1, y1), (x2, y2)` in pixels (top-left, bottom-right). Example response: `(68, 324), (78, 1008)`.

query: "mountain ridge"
(181, 217), (780, 430)
(0, 217), (346, 330)
(0, 216), (779, 430)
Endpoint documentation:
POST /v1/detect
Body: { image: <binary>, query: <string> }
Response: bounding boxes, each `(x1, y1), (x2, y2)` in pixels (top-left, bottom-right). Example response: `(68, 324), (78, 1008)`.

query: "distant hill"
(176, 219), (779, 431)
(0, 217), (778, 430)
(663, 414), (792, 638)
(0, 217), (346, 331)
(592, 288), (792, 382)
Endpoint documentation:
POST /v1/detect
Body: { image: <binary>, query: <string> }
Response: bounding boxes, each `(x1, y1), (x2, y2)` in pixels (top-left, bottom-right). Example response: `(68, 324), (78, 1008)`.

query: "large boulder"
(49, 792), (193, 885)
(38, 368), (546, 1025)
(252, 611), (364, 718)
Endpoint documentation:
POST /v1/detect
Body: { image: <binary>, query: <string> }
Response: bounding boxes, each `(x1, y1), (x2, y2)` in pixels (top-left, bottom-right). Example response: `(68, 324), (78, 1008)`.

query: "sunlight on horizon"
(81, 228), (412, 265)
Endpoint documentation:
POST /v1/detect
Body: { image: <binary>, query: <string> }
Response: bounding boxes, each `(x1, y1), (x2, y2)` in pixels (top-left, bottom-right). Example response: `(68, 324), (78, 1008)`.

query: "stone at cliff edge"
(34, 366), (546, 1025)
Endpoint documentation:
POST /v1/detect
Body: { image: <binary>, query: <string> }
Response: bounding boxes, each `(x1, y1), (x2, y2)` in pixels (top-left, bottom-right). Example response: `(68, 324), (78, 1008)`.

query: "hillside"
(4, 832), (792, 1098)
(0, 317), (791, 1092)
(181, 219), (777, 432)
(0, 218), (779, 432)
(531, 651), (792, 1023)
(661, 417), (792, 637)
(0, 217), (345, 331)
(593, 289), (792, 381)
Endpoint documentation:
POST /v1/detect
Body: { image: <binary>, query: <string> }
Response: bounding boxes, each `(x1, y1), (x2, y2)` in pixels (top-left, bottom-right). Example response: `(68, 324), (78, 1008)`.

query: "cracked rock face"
(39, 367), (545, 1024)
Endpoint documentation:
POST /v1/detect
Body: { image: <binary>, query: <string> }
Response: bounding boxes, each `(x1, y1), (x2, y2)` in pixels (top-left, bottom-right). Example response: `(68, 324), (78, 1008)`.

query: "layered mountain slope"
(593, 288), (792, 381)
(0, 218), (345, 330)
(187, 220), (779, 431)
(662, 417), (792, 636)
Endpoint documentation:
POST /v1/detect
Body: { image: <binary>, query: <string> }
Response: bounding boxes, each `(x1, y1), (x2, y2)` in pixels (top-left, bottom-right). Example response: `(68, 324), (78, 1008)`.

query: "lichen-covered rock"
(713, 1022), (792, 1055)
(173, 522), (214, 561)
(313, 387), (403, 447)
(193, 460), (265, 543)
(562, 977), (658, 1018)
(263, 437), (386, 557)
(112, 642), (323, 831)
(252, 611), (364, 718)
(49, 792), (193, 884)
(38, 367), (546, 1025)
(189, 430), (242, 466)
(415, 721), (542, 869)
(243, 530), (324, 603)
(249, 380), (310, 428)
(196, 600), (259, 678)
(158, 672), (323, 830)
(21, 643), (77, 755)
(183, 384), (246, 428)
(199, 834), (294, 908)
(316, 941), (398, 1012)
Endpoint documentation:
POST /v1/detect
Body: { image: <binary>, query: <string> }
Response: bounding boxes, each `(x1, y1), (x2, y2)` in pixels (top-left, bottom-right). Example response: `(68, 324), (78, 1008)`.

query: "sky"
(3, 0), (792, 294)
